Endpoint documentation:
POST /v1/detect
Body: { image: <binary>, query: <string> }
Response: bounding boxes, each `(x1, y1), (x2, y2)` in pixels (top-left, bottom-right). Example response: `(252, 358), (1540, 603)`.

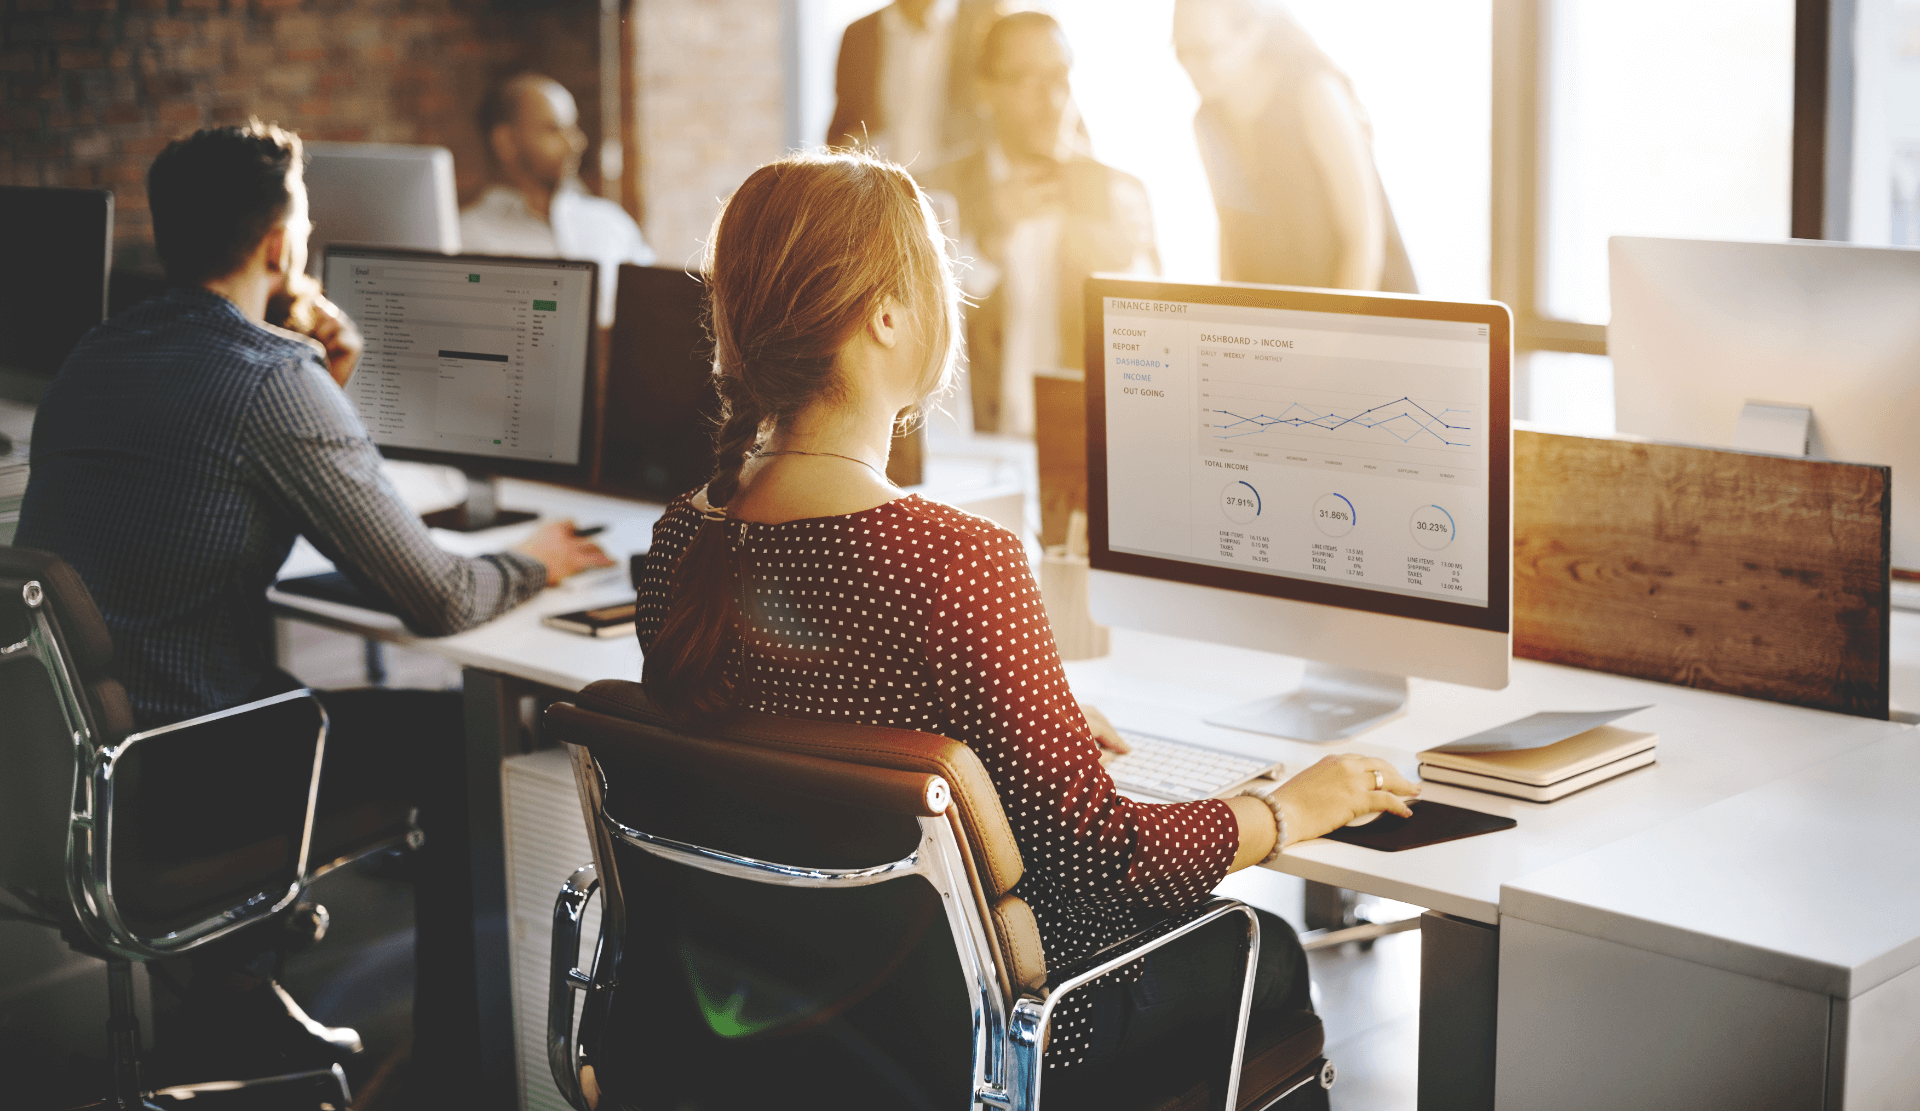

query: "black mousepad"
(1320, 800), (1515, 852)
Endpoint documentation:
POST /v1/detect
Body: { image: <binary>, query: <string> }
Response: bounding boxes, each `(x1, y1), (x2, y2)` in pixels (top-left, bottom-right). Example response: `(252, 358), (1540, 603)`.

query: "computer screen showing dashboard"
(1088, 278), (1511, 641)
(323, 247), (596, 475)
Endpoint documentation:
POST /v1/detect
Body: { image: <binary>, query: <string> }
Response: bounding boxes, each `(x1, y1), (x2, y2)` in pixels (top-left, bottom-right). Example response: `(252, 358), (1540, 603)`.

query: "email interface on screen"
(1103, 296), (1493, 607)
(325, 254), (592, 465)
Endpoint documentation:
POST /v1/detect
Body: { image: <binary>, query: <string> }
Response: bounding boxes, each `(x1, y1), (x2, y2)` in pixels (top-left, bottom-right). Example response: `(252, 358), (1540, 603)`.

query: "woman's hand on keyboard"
(1078, 702), (1132, 767)
(1277, 754), (1419, 845)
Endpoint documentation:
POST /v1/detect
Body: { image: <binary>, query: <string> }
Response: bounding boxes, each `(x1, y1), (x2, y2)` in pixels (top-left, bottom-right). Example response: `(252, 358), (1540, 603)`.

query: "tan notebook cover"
(1420, 748), (1659, 802)
(1417, 724), (1658, 787)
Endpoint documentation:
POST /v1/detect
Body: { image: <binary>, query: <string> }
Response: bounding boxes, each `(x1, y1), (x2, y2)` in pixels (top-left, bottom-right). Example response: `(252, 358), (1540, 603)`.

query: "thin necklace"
(753, 448), (892, 483)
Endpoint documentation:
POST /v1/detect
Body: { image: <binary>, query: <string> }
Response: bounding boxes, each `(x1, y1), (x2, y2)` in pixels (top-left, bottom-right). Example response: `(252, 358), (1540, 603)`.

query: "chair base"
(65, 1064), (352, 1111)
(1244, 1056), (1333, 1111)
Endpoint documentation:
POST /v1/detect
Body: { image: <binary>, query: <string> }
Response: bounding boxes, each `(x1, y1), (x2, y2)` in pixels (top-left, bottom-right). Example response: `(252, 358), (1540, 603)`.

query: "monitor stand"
(420, 470), (538, 533)
(1205, 662), (1408, 742)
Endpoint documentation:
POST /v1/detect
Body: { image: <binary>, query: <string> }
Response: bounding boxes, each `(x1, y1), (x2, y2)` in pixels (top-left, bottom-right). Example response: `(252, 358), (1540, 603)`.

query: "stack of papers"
(1418, 708), (1657, 802)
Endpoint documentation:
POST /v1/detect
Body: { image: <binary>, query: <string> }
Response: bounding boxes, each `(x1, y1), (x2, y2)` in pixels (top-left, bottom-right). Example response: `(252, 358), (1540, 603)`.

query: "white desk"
(270, 471), (1920, 1111)
(1060, 631), (1910, 925)
(1498, 731), (1920, 1111)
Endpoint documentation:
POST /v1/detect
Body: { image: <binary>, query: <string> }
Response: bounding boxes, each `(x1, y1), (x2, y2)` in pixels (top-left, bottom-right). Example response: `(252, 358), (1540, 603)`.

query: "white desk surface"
(273, 464), (1919, 930)
(271, 476), (656, 690)
(1062, 630), (1911, 925)
(1501, 730), (1920, 999)
(270, 446), (1032, 691)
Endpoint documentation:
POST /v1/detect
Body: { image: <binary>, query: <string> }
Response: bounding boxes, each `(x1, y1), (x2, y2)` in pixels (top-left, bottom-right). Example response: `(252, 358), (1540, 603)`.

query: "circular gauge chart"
(1410, 504), (1455, 550)
(1313, 492), (1356, 537)
(1221, 480), (1261, 524)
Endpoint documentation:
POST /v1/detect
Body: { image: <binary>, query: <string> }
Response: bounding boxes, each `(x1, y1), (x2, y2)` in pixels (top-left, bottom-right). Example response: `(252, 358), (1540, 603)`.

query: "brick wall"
(1, 0), (608, 271)
(635, 0), (785, 268)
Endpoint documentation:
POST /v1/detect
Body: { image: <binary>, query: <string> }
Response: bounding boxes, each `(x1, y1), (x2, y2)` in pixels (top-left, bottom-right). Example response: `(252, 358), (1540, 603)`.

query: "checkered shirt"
(17, 286), (545, 728)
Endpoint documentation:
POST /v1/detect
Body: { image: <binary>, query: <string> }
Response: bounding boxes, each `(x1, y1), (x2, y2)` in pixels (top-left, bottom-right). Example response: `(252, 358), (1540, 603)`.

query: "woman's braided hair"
(642, 151), (959, 718)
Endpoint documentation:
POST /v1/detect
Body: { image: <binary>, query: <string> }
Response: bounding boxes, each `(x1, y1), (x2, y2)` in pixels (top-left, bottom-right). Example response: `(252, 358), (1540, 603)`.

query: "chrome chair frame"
(3, 566), (359, 1109)
(10, 575), (328, 960)
(549, 744), (1263, 1111)
(74, 689), (327, 960)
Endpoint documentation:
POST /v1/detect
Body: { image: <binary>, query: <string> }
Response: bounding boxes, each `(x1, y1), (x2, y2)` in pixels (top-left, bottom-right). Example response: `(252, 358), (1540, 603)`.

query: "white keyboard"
(1106, 731), (1283, 803)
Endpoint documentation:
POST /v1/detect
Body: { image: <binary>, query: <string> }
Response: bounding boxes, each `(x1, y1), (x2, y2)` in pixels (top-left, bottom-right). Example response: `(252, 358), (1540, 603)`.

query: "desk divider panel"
(1034, 368), (1087, 551)
(1513, 430), (1890, 719)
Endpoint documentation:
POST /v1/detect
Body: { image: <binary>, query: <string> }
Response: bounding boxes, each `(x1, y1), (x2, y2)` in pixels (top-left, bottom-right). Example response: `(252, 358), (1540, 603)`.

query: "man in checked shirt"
(16, 121), (612, 1089)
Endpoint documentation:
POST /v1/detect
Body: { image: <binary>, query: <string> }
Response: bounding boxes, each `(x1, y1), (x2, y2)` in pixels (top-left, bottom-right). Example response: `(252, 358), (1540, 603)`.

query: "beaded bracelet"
(1237, 780), (1287, 865)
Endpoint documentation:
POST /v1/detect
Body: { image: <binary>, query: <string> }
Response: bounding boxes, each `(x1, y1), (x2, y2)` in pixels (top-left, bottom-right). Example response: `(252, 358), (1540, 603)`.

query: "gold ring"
(1371, 769), (1384, 790)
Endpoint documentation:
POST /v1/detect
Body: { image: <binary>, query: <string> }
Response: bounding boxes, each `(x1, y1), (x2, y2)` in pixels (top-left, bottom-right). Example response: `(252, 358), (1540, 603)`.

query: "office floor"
(1218, 868), (1421, 1111)
(277, 621), (1425, 1110)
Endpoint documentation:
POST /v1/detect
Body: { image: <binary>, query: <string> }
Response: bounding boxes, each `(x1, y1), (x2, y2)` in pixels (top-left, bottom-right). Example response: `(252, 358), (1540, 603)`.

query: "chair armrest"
(74, 688), (328, 960)
(999, 898), (1261, 1111)
(1029, 897), (1259, 1004)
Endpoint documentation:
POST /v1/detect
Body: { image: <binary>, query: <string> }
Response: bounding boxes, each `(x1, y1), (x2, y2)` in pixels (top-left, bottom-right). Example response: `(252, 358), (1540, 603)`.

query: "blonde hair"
(645, 151), (960, 717)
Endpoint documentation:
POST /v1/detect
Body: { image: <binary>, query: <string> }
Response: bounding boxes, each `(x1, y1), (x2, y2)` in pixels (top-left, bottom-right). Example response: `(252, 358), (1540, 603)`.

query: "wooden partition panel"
(1514, 430), (1890, 718)
(1034, 369), (1087, 550)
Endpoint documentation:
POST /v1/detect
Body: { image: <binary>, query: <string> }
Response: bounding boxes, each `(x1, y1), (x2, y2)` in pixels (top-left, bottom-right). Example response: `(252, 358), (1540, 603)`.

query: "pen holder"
(1040, 546), (1110, 661)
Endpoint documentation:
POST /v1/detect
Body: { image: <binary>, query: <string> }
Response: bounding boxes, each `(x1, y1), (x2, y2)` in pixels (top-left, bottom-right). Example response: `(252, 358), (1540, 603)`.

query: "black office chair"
(0, 546), (363, 1109)
(543, 680), (1335, 1111)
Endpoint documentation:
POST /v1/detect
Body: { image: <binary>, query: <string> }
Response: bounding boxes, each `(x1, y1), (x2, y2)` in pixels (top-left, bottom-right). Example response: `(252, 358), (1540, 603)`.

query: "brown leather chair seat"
(544, 680), (1334, 1111)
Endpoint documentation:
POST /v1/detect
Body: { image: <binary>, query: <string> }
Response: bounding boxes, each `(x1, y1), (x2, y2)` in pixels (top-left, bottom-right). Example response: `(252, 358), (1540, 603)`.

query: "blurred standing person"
(827, 0), (995, 165)
(1174, 0), (1417, 292)
(461, 73), (655, 324)
(924, 11), (1159, 435)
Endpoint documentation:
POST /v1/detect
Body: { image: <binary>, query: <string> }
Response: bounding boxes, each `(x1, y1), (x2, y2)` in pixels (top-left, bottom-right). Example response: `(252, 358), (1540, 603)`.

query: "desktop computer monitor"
(303, 142), (461, 277)
(596, 264), (720, 501)
(1084, 277), (1513, 742)
(0, 186), (112, 389)
(322, 245), (598, 529)
(1609, 236), (1920, 570)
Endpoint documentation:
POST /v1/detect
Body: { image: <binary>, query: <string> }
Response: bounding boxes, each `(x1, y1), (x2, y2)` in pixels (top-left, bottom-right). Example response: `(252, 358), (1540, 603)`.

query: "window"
(1843, 0), (1920, 246)
(790, 0), (1492, 298)
(1539, 1), (1795, 326)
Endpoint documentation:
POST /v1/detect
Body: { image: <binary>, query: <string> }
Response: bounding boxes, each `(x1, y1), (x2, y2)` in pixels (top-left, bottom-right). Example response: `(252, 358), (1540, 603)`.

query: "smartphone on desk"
(542, 601), (638, 639)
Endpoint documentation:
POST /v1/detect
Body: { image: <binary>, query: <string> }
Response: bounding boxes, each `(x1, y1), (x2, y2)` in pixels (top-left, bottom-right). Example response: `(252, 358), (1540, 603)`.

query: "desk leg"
(1417, 911), (1497, 1111)
(462, 667), (522, 1111)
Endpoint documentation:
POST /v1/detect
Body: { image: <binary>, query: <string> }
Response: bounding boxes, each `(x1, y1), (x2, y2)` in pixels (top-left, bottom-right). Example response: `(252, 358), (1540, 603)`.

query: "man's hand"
(1080, 702), (1132, 767)
(306, 294), (363, 387)
(267, 274), (363, 387)
(514, 519), (616, 586)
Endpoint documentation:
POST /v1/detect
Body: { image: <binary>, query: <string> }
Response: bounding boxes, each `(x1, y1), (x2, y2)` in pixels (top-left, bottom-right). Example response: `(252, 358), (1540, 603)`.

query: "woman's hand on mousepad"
(1320, 800), (1515, 851)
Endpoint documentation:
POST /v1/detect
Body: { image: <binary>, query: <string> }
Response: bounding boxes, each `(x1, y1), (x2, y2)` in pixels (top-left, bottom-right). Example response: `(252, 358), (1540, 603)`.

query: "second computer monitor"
(1610, 235), (1920, 570)
(1085, 277), (1512, 741)
(304, 142), (461, 277)
(322, 247), (598, 521)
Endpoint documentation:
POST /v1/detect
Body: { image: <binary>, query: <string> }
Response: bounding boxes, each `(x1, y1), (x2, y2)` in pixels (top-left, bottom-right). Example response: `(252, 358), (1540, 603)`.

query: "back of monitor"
(0, 186), (111, 381)
(303, 142), (460, 275)
(1609, 235), (1920, 568)
(596, 264), (719, 501)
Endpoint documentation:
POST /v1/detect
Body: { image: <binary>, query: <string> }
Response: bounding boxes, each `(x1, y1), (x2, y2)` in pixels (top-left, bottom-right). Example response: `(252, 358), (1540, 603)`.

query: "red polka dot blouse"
(635, 492), (1240, 1068)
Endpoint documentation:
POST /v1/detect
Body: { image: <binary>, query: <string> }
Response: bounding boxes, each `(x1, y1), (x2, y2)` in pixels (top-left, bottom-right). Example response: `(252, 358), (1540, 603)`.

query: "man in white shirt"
(460, 73), (655, 324)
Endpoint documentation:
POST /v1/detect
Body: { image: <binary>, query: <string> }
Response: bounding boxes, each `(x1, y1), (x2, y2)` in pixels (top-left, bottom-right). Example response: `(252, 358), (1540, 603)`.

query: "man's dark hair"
(147, 120), (302, 284)
(977, 10), (1068, 78)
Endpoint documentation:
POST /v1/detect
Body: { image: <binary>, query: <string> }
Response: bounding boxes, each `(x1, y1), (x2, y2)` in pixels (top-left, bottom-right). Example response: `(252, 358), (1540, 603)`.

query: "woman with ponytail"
(634, 151), (1416, 1079)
